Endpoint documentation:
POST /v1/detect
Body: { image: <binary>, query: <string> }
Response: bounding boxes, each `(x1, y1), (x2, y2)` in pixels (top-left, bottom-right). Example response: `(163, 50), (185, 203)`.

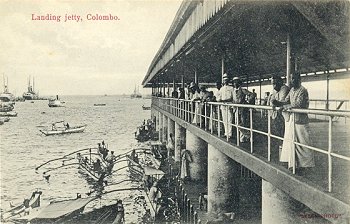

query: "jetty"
(142, 1), (350, 223)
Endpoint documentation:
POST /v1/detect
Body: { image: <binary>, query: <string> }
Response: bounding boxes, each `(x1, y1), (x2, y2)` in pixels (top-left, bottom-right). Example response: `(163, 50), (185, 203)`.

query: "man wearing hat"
(216, 73), (234, 138)
(232, 76), (254, 143)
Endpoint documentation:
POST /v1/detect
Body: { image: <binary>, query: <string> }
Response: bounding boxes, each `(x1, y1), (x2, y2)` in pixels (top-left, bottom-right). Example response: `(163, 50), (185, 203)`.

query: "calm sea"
(0, 95), (151, 223)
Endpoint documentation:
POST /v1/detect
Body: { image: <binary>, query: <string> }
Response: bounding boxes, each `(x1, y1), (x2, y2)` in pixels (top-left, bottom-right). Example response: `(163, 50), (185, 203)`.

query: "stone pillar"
(185, 130), (207, 182)
(159, 112), (163, 142)
(162, 114), (168, 143)
(262, 180), (305, 224)
(207, 144), (240, 215)
(175, 122), (185, 162)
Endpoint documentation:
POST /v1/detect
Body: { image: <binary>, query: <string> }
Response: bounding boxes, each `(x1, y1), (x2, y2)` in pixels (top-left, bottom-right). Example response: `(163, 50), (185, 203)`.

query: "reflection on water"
(0, 95), (151, 223)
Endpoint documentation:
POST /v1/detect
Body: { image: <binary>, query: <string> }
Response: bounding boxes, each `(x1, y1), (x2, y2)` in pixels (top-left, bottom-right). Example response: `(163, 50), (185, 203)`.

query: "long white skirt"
(280, 116), (315, 168)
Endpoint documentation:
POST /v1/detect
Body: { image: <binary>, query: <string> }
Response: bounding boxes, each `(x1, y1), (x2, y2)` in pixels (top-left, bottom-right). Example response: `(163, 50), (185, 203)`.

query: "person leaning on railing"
(269, 75), (290, 160)
(271, 71), (315, 172)
(232, 76), (255, 143)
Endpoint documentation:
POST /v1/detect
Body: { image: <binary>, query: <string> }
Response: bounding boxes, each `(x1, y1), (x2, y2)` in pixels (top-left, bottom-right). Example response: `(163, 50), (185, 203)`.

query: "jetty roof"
(142, 1), (350, 86)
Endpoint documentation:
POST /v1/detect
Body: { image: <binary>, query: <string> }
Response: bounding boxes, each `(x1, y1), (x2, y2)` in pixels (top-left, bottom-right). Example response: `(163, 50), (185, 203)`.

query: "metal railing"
(152, 97), (350, 193)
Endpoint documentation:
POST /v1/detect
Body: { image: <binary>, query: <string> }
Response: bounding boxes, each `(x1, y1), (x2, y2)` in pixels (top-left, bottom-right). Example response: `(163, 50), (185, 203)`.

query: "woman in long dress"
(180, 150), (192, 180)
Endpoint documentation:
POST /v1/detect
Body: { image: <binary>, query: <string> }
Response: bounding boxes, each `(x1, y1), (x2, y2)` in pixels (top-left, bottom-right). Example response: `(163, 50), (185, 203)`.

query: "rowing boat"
(40, 125), (86, 136)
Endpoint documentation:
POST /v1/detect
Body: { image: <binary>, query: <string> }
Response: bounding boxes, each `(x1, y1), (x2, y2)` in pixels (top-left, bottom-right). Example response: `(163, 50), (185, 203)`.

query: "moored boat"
(0, 102), (14, 112)
(39, 121), (86, 136)
(6, 195), (125, 224)
(23, 76), (39, 100)
(48, 95), (64, 107)
(142, 105), (151, 110)
(0, 111), (18, 117)
(1, 190), (42, 222)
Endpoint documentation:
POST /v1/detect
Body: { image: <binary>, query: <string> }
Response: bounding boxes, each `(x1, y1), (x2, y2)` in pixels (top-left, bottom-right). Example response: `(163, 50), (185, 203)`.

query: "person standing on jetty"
(269, 75), (290, 160)
(216, 73), (234, 138)
(272, 71), (315, 171)
(232, 76), (254, 143)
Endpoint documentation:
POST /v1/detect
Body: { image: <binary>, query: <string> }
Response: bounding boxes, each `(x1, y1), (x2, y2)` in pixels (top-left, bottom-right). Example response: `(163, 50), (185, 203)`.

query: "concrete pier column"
(162, 114), (168, 143)
(185, 130), (207, 182)
(262, 180), (305, 224)
(174, 123), (185, 162)
(159, 112), (163, 142)
(208, 144), (240, 215)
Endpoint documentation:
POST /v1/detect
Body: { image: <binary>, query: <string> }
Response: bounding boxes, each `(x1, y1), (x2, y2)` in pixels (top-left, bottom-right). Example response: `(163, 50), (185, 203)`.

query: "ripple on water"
(1, 96), (151, 223)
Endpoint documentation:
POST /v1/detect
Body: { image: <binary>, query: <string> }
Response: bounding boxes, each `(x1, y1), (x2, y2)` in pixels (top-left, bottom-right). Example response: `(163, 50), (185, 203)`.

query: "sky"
(0, 0), (182, 96)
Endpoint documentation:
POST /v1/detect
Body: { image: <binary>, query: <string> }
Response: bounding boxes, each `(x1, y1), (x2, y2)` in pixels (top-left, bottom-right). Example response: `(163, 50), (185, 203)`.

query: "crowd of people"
(135, 119), (157, 142)
(154, 71), (315, 172)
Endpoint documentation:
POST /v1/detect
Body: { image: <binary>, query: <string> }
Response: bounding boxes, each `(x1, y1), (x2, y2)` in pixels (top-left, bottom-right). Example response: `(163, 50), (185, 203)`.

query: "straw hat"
(222, 73), (229, 80)
(232, 76), (240, 82)
(189, 82), (196, 88)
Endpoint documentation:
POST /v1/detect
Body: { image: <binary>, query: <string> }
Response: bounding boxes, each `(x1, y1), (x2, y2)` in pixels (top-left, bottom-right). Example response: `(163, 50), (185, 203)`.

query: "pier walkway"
(154, 97), (350, 223)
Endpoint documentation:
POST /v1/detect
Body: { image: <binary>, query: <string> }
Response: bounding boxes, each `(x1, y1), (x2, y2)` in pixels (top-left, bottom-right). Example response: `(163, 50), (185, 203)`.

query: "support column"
(175, 123), (185, 163)
(185, 130), (207, 182)
(262, 180), (305, 224)
(208, 144), (240, 215)
(162, 114), (168, 143)
(158, 112), (163, 142)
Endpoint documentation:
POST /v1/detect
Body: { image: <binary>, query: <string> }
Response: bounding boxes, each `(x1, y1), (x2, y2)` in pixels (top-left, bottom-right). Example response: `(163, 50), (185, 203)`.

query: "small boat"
(0, 111), (17, 117)
(8, 195), (125, 224)
(1, 190), (42, 222)
(0, 102), (14, 112)
(39, 121), (86, 136)
(94, 103), (106, 106)
(48, 95), (64, 107)
(142, 105), (151, 110)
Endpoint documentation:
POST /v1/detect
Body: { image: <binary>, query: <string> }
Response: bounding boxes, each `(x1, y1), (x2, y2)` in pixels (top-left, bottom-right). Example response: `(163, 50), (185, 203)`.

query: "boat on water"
(0, 111), (17, 117)
(0, 75), (15, 105)
(39, 121), (86, 136)
(2, 193), (125, 224)
(0, 102), (14, 112)
(131, 85), (142, 98)
(48, 95), (64, 107)
(135, 119), (158, 142)
(142, 105), (151, 110)
(126, 144), (180, 223)
(23, 76), (39, 100)
(1, 190), (42, 222)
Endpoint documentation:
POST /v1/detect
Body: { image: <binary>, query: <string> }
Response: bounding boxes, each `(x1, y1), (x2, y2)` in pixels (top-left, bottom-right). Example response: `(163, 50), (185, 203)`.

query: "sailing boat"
(0, 74), (15, 104)
(130, 85), (142, 98)
(23, 76), (39, 100)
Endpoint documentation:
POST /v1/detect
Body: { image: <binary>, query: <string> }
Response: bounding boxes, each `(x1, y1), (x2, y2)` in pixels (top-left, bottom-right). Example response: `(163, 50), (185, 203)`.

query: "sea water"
(0, 95), (151, 223)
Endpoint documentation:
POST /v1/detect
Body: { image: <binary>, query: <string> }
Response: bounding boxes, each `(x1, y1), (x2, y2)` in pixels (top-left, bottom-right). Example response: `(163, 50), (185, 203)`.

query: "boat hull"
(40, 125), (86, 136)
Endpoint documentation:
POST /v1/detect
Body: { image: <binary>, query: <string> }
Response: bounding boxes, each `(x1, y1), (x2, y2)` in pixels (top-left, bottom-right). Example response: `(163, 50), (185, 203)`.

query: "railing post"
(226, 104), (229, 142)
(190, 204), (194, 223)
(218, 105), (221, 137)
(184, 194), (188, 222)
(292, 113), (296, 174)
(194, 211), (198, 224)
(328, 115), (333, 192)
(236, 108), (239, 146)
(250, 108), (253, 153)
(185, 100), (187, 121)
(267, 110), (271, 161)
(210, 104), (213, 134)
(187, 199), (191, 223)
(204, 102), (207, 130)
